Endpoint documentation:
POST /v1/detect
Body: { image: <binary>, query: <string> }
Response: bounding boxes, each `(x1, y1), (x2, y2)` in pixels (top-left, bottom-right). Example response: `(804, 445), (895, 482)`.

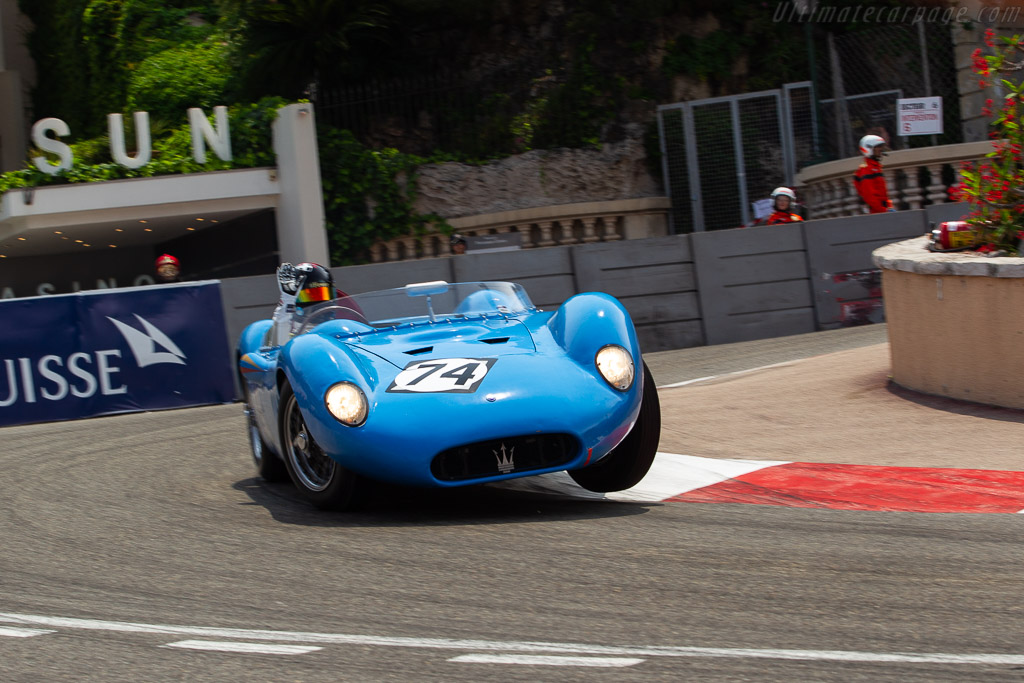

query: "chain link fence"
(312, 63), (620, 158)
(658, 22), (962, 233)
(313, 69), (525, 158)
(816, 22), (962, 159)
(658, 84), (815, 233)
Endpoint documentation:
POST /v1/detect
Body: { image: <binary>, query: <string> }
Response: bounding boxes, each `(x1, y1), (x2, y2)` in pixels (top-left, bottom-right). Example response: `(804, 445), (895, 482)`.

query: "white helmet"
(859, 134), (887, 158)
(770, 187), (797, 201)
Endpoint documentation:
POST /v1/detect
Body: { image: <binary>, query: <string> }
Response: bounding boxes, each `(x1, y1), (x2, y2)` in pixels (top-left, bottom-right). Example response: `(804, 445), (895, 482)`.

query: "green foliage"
(127, 40), (232, 122)
(317, 129), (447, 265)
(18, 0), (223, 136)
(530, 38), (622, 150)
(660, 1), (810, 94)
(663, 30), (743, 85)
(83, 0), (128, 117)
(19, 0), (93, 134)
(118, 0), (221, 65)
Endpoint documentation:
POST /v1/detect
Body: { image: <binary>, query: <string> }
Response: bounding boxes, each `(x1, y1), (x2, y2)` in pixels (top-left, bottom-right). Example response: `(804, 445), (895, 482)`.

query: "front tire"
(278, 382), (362, 510)
(245, 402), (289, 482)
(569, 361), (661, 493)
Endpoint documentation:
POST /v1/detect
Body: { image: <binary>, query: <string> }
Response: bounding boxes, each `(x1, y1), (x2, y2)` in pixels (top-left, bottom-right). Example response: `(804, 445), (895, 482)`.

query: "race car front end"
(283, 338), (643, 488)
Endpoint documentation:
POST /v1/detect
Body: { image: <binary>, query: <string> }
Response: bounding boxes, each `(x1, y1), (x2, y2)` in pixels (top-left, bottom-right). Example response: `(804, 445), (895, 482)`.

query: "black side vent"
(404, 346), (433, 355)
(480, 337), (510, 345)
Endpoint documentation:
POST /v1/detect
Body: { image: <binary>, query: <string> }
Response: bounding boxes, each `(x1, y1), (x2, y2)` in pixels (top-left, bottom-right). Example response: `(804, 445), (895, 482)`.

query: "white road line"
(657, 360), (803, 389)
(163, 640), (321, 655)
(0, 626), (55, 638)
(450, 654), (644, 667)
(1, 611), (1023, 666)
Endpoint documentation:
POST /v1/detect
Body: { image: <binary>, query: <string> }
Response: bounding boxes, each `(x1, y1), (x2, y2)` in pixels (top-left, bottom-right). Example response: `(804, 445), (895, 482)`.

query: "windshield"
(293, 281), (536, 333)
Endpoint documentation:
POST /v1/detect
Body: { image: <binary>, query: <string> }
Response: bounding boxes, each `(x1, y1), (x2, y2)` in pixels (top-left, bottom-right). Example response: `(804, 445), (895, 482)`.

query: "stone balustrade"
(369, 197), (671, 262)
(795, 141), (991, 219)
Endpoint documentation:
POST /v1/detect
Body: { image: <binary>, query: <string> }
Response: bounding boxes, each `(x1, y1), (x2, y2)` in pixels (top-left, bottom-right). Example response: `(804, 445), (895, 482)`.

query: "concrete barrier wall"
(451, 246), (575, 310)
(218, 273), (280, 353)
(803, 212), (929, 329)
(691, 223), (816, 345)
(572, 236), (703, 353)
(218, 210), (935, 367)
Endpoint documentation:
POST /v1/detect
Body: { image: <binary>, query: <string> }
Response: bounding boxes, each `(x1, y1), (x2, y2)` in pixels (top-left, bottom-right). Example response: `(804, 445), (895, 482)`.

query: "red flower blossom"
(962, 31), (1024, 255)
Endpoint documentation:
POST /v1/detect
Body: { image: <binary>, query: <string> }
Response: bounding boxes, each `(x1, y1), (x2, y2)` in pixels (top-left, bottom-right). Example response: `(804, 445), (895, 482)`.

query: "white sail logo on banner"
(106, 315), (187, 367)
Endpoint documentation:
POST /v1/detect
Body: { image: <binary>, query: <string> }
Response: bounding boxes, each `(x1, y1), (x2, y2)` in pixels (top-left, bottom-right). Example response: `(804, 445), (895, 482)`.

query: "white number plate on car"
(387, 358), (497, 393)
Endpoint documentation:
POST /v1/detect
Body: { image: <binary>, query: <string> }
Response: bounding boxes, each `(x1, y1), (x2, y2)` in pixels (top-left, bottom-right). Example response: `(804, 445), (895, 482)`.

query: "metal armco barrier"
(0, 281), (235, 427)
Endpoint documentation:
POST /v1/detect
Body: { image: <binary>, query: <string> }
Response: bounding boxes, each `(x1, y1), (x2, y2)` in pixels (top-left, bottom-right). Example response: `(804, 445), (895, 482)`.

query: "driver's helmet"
(858, 134), (887, 158)
(293, 262), (335, 309)
(770, 187), (796, 209)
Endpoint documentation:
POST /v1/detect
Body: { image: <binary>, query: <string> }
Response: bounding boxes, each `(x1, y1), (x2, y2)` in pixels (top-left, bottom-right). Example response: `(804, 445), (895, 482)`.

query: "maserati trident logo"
(107, 314), (187, 367)
(494, 443), (515, 474)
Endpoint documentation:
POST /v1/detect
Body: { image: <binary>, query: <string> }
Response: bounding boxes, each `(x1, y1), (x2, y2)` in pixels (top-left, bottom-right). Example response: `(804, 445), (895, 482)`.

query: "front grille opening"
(431, 433), (579, 482)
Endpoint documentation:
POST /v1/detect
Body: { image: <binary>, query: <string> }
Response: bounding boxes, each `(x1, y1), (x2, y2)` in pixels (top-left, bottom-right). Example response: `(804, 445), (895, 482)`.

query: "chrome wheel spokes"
(283, 394), (336, 492)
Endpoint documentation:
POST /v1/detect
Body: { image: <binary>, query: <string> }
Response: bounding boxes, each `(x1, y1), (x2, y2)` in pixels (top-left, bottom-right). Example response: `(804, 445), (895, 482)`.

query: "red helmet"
(155, 253), (179, 269)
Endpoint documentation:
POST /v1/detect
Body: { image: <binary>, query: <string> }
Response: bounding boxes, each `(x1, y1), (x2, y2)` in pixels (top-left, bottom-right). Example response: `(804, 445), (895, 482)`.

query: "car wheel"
(278, 381), (362, 510)
(569, 361), (661, 493)
(245, 400), (289, 482)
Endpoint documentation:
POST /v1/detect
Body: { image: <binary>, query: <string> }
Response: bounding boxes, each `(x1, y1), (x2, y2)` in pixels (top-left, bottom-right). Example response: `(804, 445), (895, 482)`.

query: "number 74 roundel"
(387, 358), (497, 393)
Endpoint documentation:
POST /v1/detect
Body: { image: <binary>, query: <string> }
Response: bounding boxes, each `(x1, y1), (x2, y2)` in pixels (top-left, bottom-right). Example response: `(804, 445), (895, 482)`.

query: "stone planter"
(873, 236), (1024, 409)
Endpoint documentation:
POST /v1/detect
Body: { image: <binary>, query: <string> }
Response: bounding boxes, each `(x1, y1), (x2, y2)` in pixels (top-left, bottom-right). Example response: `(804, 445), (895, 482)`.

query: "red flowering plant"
(956, 29), (1024, 254)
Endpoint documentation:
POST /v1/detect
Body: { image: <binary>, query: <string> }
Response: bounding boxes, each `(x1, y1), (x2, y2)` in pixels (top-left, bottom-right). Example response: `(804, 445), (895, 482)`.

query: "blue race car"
(237, 280), (660, 509)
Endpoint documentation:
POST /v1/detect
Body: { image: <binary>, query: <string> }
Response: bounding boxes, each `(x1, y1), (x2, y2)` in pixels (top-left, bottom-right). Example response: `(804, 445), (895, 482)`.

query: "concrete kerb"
(872, 235), (1024, 277)
(875, 235), (1024, 410)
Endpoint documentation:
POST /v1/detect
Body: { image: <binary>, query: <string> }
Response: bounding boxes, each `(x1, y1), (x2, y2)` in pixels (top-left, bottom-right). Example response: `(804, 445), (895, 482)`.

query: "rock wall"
(412, 124), (661, 219)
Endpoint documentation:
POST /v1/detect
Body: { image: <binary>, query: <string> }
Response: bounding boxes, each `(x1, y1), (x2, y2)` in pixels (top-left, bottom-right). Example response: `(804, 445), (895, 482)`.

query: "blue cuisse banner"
(0, 281), (235, 427)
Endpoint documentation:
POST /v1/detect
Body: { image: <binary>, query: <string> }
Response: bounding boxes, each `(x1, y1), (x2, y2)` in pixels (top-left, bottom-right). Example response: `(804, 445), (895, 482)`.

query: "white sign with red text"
(897, 97), (943, 136)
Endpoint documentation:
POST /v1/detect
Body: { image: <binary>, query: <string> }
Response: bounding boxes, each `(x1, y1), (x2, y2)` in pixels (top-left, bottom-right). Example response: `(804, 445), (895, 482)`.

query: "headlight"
(595, 345), (635, 391)
(324, 382), (368, 426)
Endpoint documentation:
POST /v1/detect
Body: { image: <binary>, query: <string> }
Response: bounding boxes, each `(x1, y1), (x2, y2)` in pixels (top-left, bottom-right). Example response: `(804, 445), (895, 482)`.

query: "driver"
(271, 262), (336, 346)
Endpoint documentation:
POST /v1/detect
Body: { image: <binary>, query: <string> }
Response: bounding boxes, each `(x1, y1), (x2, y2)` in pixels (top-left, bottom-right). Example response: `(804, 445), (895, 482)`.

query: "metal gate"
(657, 82), (817, 233)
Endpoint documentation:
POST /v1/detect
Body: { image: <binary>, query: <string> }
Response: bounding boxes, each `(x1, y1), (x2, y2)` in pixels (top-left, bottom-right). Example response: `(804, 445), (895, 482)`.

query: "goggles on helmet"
(297, 284), (333, 304)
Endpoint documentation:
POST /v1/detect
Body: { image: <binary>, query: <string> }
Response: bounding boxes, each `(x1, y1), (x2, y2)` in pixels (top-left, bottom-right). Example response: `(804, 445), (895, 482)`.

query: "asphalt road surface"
(2, 325), (1023, 682)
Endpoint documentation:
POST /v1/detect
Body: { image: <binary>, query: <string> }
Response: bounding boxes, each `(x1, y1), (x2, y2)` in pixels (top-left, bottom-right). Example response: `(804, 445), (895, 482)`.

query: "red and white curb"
(503, 453), (1024, 514)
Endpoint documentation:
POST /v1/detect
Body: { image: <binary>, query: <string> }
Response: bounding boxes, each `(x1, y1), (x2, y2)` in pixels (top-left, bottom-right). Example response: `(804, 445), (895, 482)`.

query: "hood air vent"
(480, 337), (510, 345)
(404, 346), (433, 355)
